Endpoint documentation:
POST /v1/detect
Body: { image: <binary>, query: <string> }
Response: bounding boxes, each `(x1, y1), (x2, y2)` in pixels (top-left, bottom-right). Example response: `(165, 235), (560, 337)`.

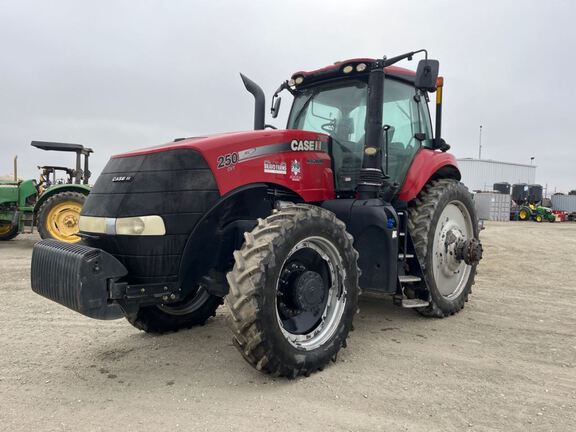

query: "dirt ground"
(0, 222), (575, 432)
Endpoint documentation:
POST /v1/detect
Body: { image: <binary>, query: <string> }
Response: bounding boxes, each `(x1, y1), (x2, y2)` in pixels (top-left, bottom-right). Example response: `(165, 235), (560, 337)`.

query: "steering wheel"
(321, 119), (336, 133)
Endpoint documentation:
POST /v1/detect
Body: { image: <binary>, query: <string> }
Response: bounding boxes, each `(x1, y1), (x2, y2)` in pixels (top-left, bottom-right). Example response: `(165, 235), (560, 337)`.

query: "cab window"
(382, 79), (431, 185)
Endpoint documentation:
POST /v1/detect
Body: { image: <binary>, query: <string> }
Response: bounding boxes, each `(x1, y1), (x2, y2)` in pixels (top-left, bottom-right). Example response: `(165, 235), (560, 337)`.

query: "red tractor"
(31, 50), (483, 377)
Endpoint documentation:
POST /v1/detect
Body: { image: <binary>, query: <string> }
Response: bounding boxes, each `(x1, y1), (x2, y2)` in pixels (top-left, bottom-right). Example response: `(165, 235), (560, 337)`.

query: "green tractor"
(518, 203), (556, 223)
(0, 141), (92, 242)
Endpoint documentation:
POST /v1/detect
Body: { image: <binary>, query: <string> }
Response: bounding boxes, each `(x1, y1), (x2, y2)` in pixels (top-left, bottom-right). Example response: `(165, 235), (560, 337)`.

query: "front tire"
(226, 204), (359, 377)
(125, 286), (223, 333)
(408, 179), (479, 318)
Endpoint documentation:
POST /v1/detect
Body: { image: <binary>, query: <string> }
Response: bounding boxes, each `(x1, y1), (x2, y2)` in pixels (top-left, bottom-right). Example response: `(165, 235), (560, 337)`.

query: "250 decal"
(216, 152), (239, 169)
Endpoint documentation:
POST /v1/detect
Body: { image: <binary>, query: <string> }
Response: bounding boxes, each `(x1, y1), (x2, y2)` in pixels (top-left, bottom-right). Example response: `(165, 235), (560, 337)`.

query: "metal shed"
(457, 158), (536, 192)
(551, 194), (576, 213)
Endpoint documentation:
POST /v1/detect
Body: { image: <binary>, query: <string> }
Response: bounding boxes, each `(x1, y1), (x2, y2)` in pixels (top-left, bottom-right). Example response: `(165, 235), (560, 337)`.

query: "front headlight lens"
(79, 216), (106, 234)
(116, 217), (146, 235)
(79, 215), (165, 236)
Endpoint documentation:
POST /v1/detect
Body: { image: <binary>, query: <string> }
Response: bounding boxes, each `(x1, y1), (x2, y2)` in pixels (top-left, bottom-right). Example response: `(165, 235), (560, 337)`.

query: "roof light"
(356, 63), (367, 72)
(342, 65), (353, 74)
(294, 76), (304, 85)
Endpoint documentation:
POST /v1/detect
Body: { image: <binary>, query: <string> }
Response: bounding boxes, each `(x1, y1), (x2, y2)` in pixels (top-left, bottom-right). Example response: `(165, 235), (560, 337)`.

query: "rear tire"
(226, 204), (359, 377)
(408, 179), (479, 318)
(0, 222), (19, 241)
(518, 207), (531, 221)
(37, 191), (85, 243)
(125, 286), (223, 333)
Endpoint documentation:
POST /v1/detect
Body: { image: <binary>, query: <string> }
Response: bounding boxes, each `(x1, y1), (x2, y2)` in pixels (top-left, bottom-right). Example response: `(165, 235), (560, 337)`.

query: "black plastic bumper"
(31, 239), (127, 320)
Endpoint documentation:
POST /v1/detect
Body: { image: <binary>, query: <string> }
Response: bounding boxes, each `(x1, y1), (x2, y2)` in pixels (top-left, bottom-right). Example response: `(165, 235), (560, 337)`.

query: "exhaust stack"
(240, 73), (265, 130)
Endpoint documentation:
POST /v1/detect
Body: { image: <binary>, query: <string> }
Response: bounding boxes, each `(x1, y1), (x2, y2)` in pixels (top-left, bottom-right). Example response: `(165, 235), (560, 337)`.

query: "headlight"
(356, 63), (367, 72)
(79, 215), (166, 236)
(79, 216), (106, 234)
(342, 65), (353, 74)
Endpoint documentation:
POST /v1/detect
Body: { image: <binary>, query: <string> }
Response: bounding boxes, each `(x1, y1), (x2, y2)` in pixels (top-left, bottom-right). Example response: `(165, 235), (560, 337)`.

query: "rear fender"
(34, 184), (90, 213)
(398, 149), (461, 202)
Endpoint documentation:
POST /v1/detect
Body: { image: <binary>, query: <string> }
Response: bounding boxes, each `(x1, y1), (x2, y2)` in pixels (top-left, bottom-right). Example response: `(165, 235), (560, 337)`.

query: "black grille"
(81, 148), (220, 283)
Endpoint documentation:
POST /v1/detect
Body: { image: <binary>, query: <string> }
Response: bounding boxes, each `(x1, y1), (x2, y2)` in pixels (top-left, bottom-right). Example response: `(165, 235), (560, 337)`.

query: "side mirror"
(415, 59), (439, 92)
(271, 96), (282, 118)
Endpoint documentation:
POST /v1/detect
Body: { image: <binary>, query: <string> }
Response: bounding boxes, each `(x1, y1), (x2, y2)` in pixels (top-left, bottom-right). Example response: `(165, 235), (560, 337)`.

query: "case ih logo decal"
(290, 139), (323, 152)
(264, 160), (287, 175)
(112, 176), (134, 182)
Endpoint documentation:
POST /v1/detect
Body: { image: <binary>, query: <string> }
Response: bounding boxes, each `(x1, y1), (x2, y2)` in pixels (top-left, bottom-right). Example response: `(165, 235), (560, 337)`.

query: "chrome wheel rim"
(432, 201), (473, 300)
(275, 236), (347, 351)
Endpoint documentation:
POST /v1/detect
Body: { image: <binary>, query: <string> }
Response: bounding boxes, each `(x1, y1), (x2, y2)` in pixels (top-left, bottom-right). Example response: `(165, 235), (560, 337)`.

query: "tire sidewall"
(259, 212), (358, 369)
(424, 183), (478, 313)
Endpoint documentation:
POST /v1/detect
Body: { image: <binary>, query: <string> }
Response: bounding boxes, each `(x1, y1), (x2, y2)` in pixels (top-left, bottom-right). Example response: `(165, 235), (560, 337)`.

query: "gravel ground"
(0, 222), (575, 432)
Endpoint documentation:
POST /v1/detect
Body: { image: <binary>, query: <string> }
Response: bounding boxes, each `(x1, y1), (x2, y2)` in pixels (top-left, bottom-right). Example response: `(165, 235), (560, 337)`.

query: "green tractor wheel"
(0, 221), (19, 241)
(518, 207), (531, 221)
(37, 192), (86, 243)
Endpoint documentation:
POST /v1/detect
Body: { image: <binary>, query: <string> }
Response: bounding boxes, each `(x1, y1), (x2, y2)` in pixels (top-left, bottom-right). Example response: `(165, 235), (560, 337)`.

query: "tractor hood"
(111, 129), (334, 201)
(112, 129), (330, 159)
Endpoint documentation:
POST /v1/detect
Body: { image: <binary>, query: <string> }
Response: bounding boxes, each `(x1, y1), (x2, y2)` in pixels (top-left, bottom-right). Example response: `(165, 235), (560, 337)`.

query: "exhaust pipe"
(240, 73), (265, 130)
(13, 156), (18, 181)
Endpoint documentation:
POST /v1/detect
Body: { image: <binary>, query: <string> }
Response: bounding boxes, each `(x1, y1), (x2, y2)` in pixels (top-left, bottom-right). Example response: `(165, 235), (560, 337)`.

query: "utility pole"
(478, 125), (482, 159)
(530, 157), (535, 165)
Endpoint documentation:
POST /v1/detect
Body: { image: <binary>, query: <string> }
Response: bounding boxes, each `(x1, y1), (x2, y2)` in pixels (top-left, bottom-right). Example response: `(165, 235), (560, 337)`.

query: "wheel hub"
(293, 271), (326, 311)
(438, 226), (466, 275)
(454, 237), (483, 265)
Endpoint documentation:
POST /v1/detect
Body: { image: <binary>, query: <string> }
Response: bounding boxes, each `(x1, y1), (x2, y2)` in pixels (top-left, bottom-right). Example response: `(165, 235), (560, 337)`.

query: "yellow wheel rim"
(46, 201), (82, 243)
(519, 210), (527, 220)
(536, 215), (542, 222)
(0, 222), (14, 235)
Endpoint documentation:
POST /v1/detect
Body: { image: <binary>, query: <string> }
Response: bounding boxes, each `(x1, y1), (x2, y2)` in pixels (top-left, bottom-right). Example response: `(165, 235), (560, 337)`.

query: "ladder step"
(399, 275), (421, 283)
(398, 253), (414, 259)
(401, 298), (430, 308)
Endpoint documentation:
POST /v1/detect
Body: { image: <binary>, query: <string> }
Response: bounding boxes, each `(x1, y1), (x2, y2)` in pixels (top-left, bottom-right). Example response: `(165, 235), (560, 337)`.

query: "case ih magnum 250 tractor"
(31, 50), (483, 377)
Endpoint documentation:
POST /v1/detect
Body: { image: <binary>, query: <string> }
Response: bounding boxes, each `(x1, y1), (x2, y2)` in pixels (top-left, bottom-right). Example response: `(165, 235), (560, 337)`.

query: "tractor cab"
(285, 60), (434, 195)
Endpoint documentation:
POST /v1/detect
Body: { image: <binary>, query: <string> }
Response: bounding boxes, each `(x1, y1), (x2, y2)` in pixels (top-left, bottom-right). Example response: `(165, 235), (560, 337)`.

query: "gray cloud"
(1, 0), (574, 192)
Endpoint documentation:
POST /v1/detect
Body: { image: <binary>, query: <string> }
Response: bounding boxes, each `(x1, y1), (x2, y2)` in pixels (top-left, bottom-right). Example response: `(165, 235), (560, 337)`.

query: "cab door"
(382, 79), (432, 186)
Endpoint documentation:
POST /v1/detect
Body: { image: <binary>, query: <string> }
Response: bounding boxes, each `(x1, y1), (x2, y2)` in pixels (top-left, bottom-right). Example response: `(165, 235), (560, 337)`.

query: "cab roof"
(290, 58), (416, 89)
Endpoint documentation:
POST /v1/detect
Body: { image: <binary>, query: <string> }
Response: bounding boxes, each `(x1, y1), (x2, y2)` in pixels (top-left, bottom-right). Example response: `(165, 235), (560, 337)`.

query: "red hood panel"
(112, 130), (329, 159)
(112, 129), (335, 202)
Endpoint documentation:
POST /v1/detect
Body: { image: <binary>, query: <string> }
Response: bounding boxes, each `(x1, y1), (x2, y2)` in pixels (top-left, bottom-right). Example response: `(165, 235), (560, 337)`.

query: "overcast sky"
(1, 0), (575, 192)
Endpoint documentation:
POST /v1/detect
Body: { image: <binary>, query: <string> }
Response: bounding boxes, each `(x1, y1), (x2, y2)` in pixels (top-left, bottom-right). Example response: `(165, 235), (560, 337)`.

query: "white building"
(456, 158), (536, 192)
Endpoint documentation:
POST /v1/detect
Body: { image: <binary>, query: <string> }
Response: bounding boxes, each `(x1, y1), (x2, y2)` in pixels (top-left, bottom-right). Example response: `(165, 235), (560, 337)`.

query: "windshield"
(287, 80), (368, 191)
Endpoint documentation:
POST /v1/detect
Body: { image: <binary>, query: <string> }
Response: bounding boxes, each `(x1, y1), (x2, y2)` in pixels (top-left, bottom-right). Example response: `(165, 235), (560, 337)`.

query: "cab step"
(398, 275), (421, 283)
(400, 298), (430, 308)
(398, 253), (414, 259)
